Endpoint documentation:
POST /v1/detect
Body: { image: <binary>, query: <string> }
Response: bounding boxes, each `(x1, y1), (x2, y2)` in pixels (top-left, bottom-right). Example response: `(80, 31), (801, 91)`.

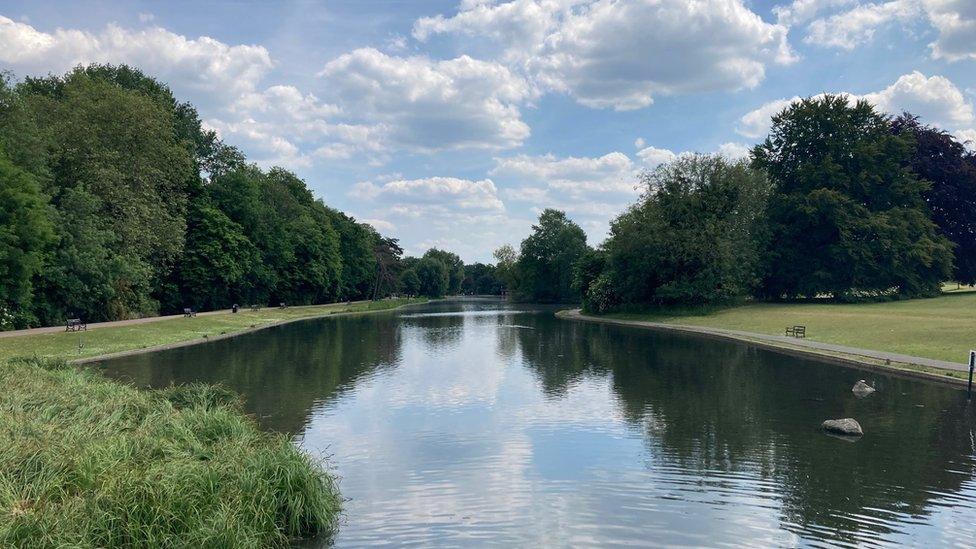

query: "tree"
(415, 257), (449, 297)
(176, 200), (260, 310)
(423, 248), (464, 295)
(753, 95), (953, 299)
(594, 154), (770, 309)
(892, 114), (976, 285)
(493, 244), (519, 294)
(399, 269), (421, 296)
(516, 209), (589, 302)
(371, 236), (404, 299)
(462, 263), (503, 295)
(0, 150), (53, 326)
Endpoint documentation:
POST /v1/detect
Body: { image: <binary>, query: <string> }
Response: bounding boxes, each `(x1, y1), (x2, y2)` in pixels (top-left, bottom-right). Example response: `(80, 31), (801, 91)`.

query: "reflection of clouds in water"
(300, 313), (801, 547)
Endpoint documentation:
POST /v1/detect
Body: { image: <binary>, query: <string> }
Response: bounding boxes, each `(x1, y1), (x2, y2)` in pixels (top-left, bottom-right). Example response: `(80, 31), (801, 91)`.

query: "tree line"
(497, 96), (976, 312)
(0, 65), (487, 330)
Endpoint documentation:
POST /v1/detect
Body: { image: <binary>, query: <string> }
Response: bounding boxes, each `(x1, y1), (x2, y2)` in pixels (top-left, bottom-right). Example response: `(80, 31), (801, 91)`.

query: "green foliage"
(0, 358), (339, 546)
(590, 154), (770, 309)
(492, 244), (519, 293)
(515, 209), (589, 302)
(0, 64), (409, 327)
(176, 199), (260, 310)
(892, 114), (976, 285)
(462, 263), (503, 295)
(423, 248), (465, 294)
(0, 149), (53, 326)
(399, 268), (421, 295)
(753, 95), (953, 299)
(415, 257), (450, 297)
(327, 209), (378, 301)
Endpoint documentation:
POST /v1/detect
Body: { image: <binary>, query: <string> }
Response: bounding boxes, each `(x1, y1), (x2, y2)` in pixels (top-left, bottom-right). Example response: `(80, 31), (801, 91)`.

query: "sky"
(1, 0), (974, 262)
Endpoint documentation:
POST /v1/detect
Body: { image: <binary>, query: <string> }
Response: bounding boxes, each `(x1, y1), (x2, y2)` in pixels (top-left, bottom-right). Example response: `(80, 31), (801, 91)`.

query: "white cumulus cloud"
(414, 0), (795, 111)
(738, 72), (974, 139)
(0, 15), (273, 107)
(318, 48), (532, 152)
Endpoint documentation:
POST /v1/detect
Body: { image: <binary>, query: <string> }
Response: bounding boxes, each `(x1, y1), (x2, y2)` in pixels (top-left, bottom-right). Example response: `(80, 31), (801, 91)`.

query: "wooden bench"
(65, 318), (87, 332)
(279, 302), (287, 309)
(250, 304), (261, 311)
(785, 325), (806, 338)
(183, 308), (197, 318)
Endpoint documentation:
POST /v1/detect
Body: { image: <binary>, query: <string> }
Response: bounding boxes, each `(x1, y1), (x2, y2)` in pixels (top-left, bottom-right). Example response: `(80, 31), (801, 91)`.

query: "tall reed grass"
(0, 357), (340, 547)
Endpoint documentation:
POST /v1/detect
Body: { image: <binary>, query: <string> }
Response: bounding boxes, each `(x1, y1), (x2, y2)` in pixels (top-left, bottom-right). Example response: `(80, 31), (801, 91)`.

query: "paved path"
(560, 309), (969, 373)
(0, 302), (370, 339)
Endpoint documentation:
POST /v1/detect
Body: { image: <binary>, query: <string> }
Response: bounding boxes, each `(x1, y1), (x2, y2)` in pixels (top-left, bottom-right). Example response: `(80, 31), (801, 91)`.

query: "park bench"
(183, 308), (197, 318)
(65, 318), (87, 332)
(250, 304), (261, 311)
(785, 325), (806, 338)
(279, 302), (287, 309)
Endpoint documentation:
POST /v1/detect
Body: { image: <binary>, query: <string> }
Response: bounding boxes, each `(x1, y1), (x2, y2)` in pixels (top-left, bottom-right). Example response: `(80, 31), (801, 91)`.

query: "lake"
(100, 298), (976, 547)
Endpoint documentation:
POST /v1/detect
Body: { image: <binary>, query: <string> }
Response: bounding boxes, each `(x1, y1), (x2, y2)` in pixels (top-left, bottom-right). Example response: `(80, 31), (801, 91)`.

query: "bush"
(0, 359), (339, 547)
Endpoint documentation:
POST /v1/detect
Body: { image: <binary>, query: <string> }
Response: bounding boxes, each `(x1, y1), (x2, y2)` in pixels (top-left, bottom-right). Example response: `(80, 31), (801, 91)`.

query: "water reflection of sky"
(101, 299), (976, 547)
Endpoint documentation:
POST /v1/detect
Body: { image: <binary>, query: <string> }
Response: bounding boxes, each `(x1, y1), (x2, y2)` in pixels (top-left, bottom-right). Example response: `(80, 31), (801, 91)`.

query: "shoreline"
(556, 309), (971, 388)
(59, 299), (430, 365)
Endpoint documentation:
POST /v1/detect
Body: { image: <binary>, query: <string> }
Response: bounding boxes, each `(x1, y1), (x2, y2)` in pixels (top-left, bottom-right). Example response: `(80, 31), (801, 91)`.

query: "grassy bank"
(0, 357), (339, 547)
(0, 298), (426, 364)
(607, 292), (976, 364)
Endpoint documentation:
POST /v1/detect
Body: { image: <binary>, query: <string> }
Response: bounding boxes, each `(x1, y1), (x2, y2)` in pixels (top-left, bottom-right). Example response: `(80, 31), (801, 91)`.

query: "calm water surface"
(101, 299), (976, 547)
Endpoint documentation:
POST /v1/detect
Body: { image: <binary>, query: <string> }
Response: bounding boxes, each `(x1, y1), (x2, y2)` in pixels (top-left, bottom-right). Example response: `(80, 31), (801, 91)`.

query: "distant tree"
(0, 150), (53, 326)
(586, 154), (769, 310)
(753, 95), (952, 299)
(175, 200), (260, 310)
(327, 209), (377, 300)
(462, 263), (503, 295)
(892, 114), (976, 285)
(399, 269), (421, 296)
(415, 257), (449, 297)
(492, 244), (519, 293)
(516, 209), (589, 302)
(371, 236), (404, 299)
(423, 249), (464, 294)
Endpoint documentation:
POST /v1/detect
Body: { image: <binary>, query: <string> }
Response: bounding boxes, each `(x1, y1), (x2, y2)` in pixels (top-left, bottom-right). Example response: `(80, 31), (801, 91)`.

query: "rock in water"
(852, 379), (875, 397)
(822, 418), (863, 436)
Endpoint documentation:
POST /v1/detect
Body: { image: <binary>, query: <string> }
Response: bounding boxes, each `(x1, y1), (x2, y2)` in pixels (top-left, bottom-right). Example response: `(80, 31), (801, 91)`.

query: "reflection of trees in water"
(513, 317), (976, 544)
(100, 314), (403, 434)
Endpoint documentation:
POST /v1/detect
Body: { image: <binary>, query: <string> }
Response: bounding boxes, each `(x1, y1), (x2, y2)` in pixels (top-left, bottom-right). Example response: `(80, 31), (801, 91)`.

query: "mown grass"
(607, 291), (976, 364)
(0, 357), (340, 547)
(0, 298), (426, 364)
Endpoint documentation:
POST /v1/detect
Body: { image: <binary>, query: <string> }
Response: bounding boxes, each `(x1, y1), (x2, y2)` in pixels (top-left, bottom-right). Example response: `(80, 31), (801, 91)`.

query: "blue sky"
(2, 0), (974, 261)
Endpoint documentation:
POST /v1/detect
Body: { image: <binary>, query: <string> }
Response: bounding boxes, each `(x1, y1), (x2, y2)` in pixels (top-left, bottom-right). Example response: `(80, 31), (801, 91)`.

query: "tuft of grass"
(0, 358), (340, 547)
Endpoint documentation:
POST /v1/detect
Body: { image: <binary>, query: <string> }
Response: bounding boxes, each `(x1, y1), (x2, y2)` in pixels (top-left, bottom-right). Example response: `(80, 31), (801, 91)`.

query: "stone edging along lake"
(556, 309), (970, 388)
(73, 299), (432, 366)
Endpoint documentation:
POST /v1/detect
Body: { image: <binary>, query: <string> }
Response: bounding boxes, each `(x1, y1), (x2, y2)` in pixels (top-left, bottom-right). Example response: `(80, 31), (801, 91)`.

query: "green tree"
(0, 150), (54, 326)
(492, 244), (519, 294)
(892, 114), (976, 285)
(595, 154), (770, 309)
(415, 257), (449, 297)
(423, 248), (464, 295)
(462, 263), (503, 295)
(753, 95), (953, 299)
(176, 200), (260, 310)
(516, 209), (589, 302)
(399, 269), (421, 296)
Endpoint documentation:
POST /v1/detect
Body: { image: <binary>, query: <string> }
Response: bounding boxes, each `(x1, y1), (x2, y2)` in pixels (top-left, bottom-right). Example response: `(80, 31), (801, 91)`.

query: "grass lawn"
(0, 298), (426, 364)
(608, 292), (976, 364)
